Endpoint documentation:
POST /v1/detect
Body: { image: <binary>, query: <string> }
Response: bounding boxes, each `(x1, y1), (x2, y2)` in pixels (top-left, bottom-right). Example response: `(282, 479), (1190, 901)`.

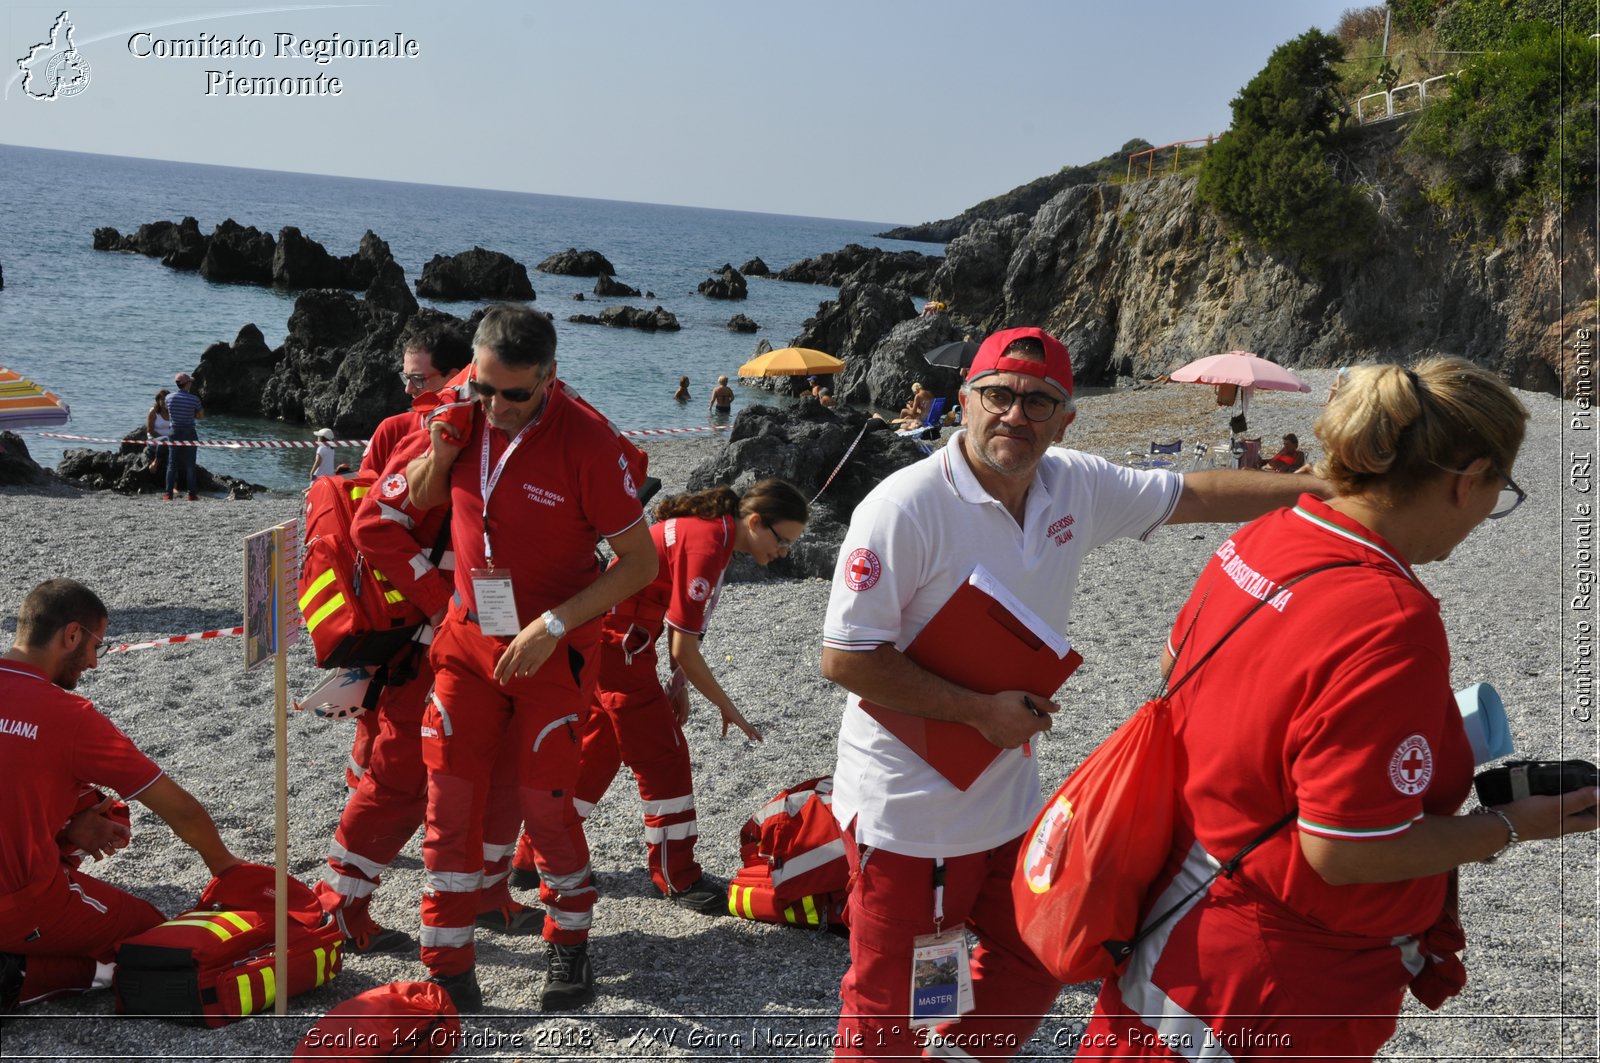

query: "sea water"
(0, 144), (941, 490)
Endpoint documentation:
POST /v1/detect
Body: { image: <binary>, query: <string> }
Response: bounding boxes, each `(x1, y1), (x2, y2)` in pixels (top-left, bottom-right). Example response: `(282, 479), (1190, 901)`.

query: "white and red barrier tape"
(35, 424), (729, 448)
(106, 626), (245, 654)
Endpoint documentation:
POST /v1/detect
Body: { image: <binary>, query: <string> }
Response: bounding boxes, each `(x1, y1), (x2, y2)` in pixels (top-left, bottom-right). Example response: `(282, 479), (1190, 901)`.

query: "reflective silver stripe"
(532, 713), (579, 751)
(69, 881), (108, 915)
(409, 552), (433, 581)
(483, 840), (515, 861)
(754, 781), (832, 824)
(643, 821), (697, 844)
(1115, 841), (1236, 1062)
(426, 869), (483, 892)
(418, 923), (475, 948)
(541, 867), (593, 892)
(323, 871), (377, 899)
(769, 838), (846, 887)
(430, 693), (453, 736)
(328, 840), (389, 879)
(347, 754), (366, 779)
(642, 794), (695, 815)
(439, 550), (456, 572)
(377, 502), (415, 529)
(573, 797), (596, 818)
(482, 869), (509, 889)
(1393, 933), (1426, 977)
(544, 907), (593, 931)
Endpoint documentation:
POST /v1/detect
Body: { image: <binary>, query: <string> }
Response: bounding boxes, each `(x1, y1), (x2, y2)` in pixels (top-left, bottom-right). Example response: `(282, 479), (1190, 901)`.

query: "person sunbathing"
(1262, 433), (1307, 473)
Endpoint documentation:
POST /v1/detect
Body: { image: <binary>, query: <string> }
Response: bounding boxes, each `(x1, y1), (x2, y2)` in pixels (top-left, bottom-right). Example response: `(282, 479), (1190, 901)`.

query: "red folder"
(859, 576), (1083, 790)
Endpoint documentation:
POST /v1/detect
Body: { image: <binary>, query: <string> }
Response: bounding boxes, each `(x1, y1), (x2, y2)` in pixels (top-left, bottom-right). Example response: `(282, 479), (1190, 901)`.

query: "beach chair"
(895, 396), (948, 440)
(1126, 439), (1183, 469)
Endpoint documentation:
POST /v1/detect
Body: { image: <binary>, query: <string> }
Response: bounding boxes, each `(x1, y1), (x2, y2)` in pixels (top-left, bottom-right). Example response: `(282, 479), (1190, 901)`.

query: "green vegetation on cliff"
(1196, 29), (1374, 262)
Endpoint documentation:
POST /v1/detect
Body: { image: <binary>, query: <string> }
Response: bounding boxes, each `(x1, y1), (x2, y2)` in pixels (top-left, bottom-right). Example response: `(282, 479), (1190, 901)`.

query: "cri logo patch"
(844, 548), (881, 592)
(380, 473), (407, 499)
(1388, 733), (1433, 795)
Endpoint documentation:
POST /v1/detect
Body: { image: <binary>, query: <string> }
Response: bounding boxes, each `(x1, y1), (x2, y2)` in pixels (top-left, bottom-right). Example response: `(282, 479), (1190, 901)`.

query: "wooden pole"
(272, 523), (290, 1016)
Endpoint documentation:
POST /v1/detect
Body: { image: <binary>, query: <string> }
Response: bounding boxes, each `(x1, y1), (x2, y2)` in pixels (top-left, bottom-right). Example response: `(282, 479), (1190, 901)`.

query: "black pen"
(1022, 695), (1045, 718)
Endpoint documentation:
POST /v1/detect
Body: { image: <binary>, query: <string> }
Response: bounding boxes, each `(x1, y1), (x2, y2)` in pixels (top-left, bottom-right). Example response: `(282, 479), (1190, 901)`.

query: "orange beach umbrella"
(738, 347), (845, 378)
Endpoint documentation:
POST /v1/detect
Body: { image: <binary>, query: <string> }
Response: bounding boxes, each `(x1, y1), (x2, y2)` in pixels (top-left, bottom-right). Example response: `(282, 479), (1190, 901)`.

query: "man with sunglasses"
(0, 579), (242, 1011)
(820, 327), (1325, 1061)
(394, 303), (658, 1012)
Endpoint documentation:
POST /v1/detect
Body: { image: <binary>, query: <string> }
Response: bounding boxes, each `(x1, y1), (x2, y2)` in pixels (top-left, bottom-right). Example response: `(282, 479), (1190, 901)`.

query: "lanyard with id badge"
(470, 418), (534, 637)
(909, 857), (975, 1027)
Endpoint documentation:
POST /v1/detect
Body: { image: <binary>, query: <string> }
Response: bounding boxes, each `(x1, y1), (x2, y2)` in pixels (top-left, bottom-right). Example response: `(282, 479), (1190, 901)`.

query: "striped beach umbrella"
(0, 366), (71, 429)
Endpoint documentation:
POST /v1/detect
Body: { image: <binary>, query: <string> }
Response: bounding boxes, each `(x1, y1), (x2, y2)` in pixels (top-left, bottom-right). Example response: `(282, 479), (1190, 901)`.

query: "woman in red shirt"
(1086, 357), (1597, 1060)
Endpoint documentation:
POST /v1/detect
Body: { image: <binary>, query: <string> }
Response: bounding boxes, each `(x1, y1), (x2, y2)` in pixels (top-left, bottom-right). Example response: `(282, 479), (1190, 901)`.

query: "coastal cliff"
(925, 145), (1588, 393)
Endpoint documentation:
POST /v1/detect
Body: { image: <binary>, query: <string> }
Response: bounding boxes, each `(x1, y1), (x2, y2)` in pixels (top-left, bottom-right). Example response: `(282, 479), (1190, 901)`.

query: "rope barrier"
(106, 626), (246, 654)
(35, 423), (730, 448)
(810, 421), (873, 505)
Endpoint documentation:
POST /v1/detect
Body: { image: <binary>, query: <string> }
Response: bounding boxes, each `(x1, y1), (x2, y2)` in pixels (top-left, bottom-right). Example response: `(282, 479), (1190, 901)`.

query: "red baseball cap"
(966, 327), (1074, 398)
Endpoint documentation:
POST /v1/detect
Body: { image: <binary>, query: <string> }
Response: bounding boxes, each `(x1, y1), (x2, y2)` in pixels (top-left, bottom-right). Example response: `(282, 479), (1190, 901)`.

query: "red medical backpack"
(727, 776), (850, 932)
(114, 864), (344, 1027)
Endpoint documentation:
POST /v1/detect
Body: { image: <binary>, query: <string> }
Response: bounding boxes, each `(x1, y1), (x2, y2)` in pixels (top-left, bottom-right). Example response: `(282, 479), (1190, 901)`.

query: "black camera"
(1474, 759), (1599, 807)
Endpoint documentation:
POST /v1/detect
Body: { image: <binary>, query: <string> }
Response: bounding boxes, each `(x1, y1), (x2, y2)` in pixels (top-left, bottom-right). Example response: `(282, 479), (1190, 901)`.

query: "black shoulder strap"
(1164, 561), (1362, 699)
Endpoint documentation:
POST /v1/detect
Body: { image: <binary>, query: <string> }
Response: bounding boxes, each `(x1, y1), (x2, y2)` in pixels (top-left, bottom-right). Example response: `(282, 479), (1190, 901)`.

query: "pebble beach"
(0, 369), (1594, 1061)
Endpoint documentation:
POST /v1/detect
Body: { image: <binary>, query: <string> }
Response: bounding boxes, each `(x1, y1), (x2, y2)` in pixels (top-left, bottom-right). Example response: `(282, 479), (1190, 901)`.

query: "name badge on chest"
(469, 567), (520, 636)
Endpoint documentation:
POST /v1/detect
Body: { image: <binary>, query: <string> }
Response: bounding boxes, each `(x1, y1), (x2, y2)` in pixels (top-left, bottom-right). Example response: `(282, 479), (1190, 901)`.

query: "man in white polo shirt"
(820, 327), (1323, 1062)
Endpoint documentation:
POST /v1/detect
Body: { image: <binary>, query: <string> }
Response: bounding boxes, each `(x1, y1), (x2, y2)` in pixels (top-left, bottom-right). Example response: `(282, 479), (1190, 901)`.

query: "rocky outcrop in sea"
(92, 219), (405, 297)
(414, 247), (535, 300)
(698, 264), (748, 300)
(568, 305), (681, 332)
(727, 314), (760, 333)
(594, 274), (641, 297)
(537, 248), (616, 276)
(776, 244), (943, 298)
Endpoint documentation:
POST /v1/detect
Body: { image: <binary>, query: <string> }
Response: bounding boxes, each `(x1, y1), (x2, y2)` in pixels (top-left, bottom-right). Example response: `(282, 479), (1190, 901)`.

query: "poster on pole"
(243, 520), (301, 670)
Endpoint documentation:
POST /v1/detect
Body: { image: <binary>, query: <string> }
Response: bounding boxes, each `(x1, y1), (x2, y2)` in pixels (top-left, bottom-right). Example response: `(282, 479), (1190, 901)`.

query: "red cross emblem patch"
(1388, 733), (1433, 796)
(380, 472), (407, 499)
(843, 547), (882, 592)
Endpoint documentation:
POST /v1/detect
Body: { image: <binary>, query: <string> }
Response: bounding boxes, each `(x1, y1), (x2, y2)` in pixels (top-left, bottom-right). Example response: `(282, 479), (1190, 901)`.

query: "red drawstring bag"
(1012, 695), (1179, 984)
(294, 981), (460, 1060)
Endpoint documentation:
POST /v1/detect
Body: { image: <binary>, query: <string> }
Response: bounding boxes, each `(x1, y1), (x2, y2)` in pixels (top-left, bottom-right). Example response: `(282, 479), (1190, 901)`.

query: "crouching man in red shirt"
(0, 579), (242, 1010)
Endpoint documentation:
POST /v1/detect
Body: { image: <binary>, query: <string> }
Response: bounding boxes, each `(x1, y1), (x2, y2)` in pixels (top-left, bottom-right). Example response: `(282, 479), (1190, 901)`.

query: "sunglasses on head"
(467, 376), (543, 404)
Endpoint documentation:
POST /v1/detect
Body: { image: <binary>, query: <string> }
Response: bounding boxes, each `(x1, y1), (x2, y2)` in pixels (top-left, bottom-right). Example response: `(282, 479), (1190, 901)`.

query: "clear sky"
(3, 0), (1358, 224)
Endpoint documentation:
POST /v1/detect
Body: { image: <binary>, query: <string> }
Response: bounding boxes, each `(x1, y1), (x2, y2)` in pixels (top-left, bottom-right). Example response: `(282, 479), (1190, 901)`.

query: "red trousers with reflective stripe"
(0, 866), (164, 1005)
(834, 831), (1058, 1063)
(346, 711), (381, 790)
(319, 661), (433, 932)
(576, 636), (700, 895)
(421, 606), (595, 976)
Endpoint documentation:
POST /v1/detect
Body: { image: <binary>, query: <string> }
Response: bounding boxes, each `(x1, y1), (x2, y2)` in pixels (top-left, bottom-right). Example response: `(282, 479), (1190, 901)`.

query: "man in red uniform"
(343, 322), (473, 796)
(401, 303), (657, 1011)
(0, 579), (242, 1010)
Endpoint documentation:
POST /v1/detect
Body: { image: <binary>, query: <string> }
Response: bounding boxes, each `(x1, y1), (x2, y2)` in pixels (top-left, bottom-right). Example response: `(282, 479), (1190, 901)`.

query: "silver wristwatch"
(540, 609), (566, 640)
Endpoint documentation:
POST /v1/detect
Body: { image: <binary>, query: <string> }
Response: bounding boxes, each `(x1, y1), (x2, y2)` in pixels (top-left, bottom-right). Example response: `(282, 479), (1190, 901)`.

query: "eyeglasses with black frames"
(972, 385), (1063, 423)
(761, 518), (797, 552)
(1432, 461), (1526, 519)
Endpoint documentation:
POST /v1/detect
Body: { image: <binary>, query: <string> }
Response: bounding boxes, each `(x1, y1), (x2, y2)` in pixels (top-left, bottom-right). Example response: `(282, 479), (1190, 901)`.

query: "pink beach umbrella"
(1168, 350), (1310, 392)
